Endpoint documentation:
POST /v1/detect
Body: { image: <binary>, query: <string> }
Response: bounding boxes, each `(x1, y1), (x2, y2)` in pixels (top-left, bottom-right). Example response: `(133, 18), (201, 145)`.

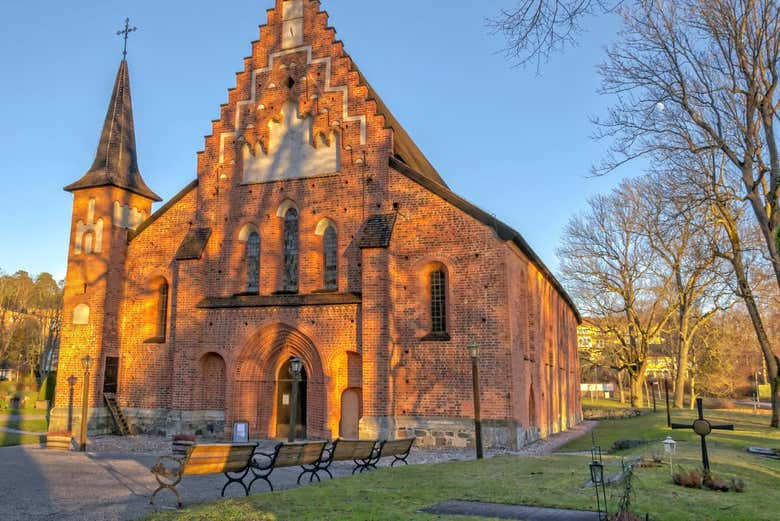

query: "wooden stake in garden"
(672, 398), (734, 475)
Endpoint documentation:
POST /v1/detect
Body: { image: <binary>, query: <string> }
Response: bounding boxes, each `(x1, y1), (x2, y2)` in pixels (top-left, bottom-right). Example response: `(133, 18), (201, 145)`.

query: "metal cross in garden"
(671, 398), (734, 475)
(116, 18), (137, 59)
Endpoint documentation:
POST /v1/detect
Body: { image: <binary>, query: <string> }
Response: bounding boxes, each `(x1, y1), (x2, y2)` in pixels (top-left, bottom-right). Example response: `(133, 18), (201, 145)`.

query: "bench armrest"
(151, 455), (185, 479)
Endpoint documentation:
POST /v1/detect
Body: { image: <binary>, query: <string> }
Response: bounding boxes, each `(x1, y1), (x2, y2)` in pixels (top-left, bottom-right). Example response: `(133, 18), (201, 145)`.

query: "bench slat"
(379, 438), (415, 457)
(332, 439), (377, 461)
(274, 441), (327, 467)
(182, 444), (256, 476)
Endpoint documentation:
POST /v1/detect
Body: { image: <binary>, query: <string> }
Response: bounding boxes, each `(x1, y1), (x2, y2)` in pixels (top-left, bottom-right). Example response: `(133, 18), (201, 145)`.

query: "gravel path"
(83, 420), (600, 463)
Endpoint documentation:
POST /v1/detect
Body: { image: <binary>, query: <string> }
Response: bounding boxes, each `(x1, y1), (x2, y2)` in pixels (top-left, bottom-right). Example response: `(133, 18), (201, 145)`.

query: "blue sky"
(0, 0), (637, 280)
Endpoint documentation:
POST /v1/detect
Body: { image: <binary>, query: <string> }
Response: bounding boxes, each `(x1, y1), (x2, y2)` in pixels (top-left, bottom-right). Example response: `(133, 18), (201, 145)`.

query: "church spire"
(65, 57), (161, 201)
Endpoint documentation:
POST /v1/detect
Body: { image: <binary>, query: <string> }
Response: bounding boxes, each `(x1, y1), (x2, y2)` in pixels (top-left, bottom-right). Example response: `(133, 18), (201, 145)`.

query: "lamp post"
(288, 357), (303, 442)
(589, 458), (607, 520)
(467, 342), (483, 460)
(663, 436), (677, 477)
(79, 355), (93, 452)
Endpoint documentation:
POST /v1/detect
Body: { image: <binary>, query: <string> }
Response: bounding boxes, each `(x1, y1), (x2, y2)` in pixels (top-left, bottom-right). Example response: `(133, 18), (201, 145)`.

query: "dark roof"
(198, 292), (362, 309)
(64, 60), (161, 201)
(352, 65), (448, 188)
(358, 214), (397, 249)
(389, 156), (581, 322)
(175, 228), (212, 260)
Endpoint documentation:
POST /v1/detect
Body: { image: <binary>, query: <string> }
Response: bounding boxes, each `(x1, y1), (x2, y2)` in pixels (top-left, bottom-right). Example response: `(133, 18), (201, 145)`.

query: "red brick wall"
(54, 0), (581, 443)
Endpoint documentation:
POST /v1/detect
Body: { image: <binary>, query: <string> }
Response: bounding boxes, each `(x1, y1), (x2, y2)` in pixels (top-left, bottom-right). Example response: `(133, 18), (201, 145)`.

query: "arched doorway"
(340, 388), (361, 438)
(275, 358), (307, 439)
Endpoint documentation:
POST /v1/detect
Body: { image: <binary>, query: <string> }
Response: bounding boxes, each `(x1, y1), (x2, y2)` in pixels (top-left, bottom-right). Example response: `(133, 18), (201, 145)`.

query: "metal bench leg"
(150, 472), (183, 508)
(222, 468), (251, 497)
(248, 472), (274, 492)
(391, 453), (410, 467)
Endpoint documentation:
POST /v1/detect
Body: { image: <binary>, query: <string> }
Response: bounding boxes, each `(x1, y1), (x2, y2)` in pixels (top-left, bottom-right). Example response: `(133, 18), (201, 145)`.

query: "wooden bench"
(366, 437), (416, 470)
(300, 438), (379, 481)
(149, 442), (257, 508)
(247, 440), (328, 492)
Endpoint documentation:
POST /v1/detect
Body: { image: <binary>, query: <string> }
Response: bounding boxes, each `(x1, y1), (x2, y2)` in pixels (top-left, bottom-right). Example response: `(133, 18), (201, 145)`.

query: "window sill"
(143, 337), (166, 344)
(272, 290), (299, 295)
(234, 291), (260, 297)
(312, 288), (338, 294)
(419, 332), (451, 342)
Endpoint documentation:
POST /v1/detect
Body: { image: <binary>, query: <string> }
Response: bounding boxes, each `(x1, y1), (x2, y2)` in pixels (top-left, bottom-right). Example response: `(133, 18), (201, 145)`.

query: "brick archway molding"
(231, 323), (327, 439)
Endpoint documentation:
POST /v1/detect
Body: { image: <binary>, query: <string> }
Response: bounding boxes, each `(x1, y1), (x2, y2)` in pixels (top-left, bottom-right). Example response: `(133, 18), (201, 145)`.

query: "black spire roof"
(64, 59), (161, 201)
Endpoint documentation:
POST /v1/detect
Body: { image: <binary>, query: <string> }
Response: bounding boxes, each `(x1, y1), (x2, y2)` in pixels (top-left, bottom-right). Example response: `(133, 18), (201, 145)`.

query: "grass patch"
(0, 413), (48, 447)
(145, 407), (780, 521)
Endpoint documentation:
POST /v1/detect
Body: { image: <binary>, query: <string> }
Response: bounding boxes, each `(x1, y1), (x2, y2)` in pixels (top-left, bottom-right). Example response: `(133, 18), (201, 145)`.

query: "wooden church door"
(340, 388), (361, 438)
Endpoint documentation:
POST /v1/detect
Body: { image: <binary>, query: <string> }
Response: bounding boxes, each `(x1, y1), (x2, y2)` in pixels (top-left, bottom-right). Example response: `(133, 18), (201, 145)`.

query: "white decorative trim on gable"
(113, 201), (146, 230)
(282, 0), (304, 49)
(243, 102), (339, 183)
(74, 198), (103, 255)
(219, 45), (367, 164)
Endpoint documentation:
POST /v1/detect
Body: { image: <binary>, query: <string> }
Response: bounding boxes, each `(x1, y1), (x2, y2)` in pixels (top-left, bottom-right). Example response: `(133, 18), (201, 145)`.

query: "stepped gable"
(65, 59), (161, 201)
(195, 0), (445, 189)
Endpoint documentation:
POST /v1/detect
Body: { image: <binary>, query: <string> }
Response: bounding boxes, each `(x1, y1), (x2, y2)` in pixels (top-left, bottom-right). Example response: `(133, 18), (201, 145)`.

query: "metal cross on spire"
(116, 18), (137, 59)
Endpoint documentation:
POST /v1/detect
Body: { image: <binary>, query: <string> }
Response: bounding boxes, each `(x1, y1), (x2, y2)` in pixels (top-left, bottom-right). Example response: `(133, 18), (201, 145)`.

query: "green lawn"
(145, 406), (780, 521)
(0, 413), (48, 447)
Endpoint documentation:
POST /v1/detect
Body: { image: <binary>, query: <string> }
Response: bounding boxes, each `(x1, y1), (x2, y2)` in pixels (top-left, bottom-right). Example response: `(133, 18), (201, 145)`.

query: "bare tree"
(488, 0), (621, 67)
(589, 0), (780, 427)
(641, 172), (733, 407)
(559, 178), (679, 407)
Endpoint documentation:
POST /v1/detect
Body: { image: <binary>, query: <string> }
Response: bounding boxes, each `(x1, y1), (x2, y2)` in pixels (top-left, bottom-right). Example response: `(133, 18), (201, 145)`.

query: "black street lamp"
(589, 459), (608, 520)
(288, 357), (303, 442)
(467, 342), (483, 459)
(79, 355), (93, 452)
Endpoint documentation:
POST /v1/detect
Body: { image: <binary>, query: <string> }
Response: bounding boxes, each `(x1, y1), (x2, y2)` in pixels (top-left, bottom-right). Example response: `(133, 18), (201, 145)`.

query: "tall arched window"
(323, 226), (337, 290)
(156, 279), (169, 339)
(430, 270), (446, 334)
(146, 277), (169, 343)
(283, 208), (299, 292)
(246, 231), (260, 293)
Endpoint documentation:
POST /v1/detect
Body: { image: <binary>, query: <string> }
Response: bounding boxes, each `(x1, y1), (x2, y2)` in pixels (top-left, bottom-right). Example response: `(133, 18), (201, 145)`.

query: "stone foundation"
(49, 406), (225, 439)
(362, 416), (548, 450)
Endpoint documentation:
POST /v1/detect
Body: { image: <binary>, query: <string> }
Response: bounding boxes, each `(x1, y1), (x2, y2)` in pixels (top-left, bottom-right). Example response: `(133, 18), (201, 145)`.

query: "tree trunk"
(630, 373), (644, 408)
(689, 375), (696, 410)
(674, 338), (690, 409)
(617, 371), (625, 404)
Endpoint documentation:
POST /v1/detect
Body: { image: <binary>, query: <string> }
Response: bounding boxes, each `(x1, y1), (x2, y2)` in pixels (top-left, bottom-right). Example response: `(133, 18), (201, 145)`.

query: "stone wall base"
(362, 416), (549, 450)
(49, 406), (225, 438)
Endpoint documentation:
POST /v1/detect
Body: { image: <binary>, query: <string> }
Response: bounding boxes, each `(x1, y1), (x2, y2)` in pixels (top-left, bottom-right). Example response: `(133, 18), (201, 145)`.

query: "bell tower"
(50, 51), (161, 434)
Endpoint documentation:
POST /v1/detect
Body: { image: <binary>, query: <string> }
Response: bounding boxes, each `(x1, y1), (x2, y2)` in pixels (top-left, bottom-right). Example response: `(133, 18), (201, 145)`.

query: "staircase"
(103, 393), (131, 436)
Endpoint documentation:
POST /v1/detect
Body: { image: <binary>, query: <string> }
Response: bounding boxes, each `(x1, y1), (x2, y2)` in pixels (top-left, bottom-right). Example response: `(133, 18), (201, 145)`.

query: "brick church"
(52, 0), (582, 449)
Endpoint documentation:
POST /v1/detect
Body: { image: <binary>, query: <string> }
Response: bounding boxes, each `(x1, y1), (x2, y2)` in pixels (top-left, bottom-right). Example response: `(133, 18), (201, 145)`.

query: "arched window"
(283, 208), (299, 292)
(156, 279), (169, 339)
(430, 270), (446, 334)
(146, 277), (168, 343)
(246, 231), (260, 293)
(323, 226), (337, 290)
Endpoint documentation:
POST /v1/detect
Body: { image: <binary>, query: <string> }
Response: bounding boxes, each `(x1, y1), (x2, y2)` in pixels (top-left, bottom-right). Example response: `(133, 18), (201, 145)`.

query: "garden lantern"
(663, 436), (677, 477)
